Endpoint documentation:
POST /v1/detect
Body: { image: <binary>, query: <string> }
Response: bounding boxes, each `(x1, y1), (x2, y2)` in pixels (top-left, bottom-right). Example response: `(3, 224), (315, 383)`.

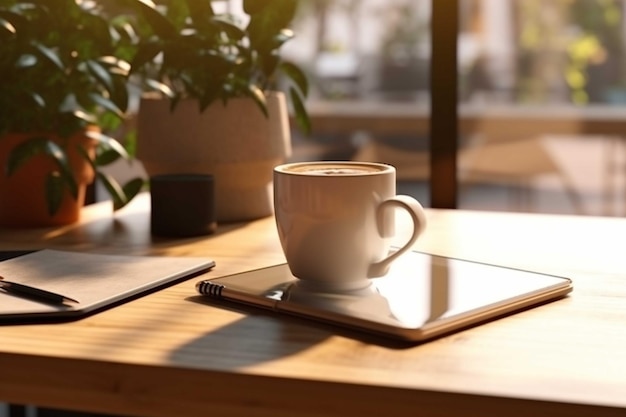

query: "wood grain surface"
(1, 193), (626, 417)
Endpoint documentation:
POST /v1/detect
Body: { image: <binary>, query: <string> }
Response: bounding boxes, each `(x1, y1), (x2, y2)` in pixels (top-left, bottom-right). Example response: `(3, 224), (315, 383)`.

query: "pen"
(0, 276), (79, 305)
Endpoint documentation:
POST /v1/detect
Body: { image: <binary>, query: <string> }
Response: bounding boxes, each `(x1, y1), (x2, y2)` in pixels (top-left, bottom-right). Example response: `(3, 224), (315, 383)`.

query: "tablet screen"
(198, 251), (572, 341)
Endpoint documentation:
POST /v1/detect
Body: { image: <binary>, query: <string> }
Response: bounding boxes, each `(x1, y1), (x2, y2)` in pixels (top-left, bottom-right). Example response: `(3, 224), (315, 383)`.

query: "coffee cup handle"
(367, 195), (427, 278)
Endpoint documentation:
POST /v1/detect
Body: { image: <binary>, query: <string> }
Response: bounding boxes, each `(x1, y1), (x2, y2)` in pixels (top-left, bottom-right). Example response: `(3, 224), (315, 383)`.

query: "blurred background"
(95, 0), (626, 218)
(273, 0), (626, 217)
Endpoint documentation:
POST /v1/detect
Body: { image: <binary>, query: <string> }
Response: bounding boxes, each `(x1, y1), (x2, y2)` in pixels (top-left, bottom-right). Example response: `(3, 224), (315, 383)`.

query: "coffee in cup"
(273, 161), (427, 291)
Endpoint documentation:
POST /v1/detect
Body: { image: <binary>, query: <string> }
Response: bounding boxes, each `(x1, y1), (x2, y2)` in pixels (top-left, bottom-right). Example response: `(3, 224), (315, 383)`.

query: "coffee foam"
(284, 163), (384, 175)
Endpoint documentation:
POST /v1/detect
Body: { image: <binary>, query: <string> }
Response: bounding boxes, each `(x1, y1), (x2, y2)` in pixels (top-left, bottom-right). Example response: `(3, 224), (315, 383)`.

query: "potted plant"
(0, 0), (144, 227)
(126, 0), (310, 222)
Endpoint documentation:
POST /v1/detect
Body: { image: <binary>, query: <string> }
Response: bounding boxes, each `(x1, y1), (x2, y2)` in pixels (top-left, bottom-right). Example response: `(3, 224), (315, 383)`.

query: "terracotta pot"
(0, 130), (97, 228)
(136, 92), (291, 222)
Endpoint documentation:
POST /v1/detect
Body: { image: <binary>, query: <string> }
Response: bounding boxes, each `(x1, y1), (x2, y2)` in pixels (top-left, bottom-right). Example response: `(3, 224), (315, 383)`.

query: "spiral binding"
(196, 280), (224, 297)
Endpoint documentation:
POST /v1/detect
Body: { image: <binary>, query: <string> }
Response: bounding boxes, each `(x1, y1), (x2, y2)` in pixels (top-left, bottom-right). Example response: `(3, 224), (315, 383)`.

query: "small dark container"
(150, 174), (217, 237)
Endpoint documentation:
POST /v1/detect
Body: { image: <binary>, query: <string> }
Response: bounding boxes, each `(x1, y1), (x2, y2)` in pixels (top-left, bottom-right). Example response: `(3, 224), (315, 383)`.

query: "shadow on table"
(0, 210), (249, 255)
(172, 295), (417, 371)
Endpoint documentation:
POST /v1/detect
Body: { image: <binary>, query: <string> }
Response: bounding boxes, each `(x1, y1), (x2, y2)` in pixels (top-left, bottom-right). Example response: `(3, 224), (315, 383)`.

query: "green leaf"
(0, 17), (16, 34)
(6, 137), (78, 188)
(145, 79), (175, 98)
(280, 60), (309, 96)
(110, 19), (138, 45)
(213, 17), (246, 40)
(78, 145), (141, 211)
(45, 141), (78, 199)
(95, 148), (123, 166)
(96, 171), (126, 209)
(164, 0), (188, 29)
(30, 93), (46, 108)
(120, 177), (145, 210)
(96, 173), (144, 211)
(247, 84), (268, 117)
(120, 0), (179, 40)
(15, 54), (37, 68)
(84, 130), (130, 160)
(244, 0), (297, 20)
(33, 42), (64, 70)
(246, 0), (297, 50)
(108, 76), (130, 113)
(69, 110), (99, 126)
(98, 56), (131, 76)
(289, 87), (311, 135)
(0, 10), (27, 34)
(198, 86), (221, 112)
(86, 60), (114, 92)
(242, 0), (268, 14)
(131, 41), (163, 71)
(184, 0), (215, 33)
(79, 11), (113, 48)
(45, 172), (65, 216)
(260, 52), (280, 81)
(274, 28), (295, 46)
(5, 136), (49, 177)
(75, 145), (97, 172)
(31, 140), (80, 203)
(88, 93), (125, 119)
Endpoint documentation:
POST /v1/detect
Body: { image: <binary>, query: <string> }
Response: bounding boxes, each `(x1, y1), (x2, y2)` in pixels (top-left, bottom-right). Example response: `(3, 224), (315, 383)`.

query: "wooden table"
(1, 193), (626, 417)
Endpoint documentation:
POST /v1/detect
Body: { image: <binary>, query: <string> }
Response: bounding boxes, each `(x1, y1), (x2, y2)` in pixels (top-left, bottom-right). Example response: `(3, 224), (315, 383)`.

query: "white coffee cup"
(274, 161), (427, 291)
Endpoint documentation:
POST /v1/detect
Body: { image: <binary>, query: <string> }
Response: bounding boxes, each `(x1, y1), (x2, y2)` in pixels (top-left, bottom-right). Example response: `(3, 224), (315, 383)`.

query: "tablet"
(196, 250), (572, 342)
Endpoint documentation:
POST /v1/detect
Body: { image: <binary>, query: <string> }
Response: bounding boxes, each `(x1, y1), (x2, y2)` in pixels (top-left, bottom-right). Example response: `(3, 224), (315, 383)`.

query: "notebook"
(196, 250), (572, 342)
(0, 249), (215, 323)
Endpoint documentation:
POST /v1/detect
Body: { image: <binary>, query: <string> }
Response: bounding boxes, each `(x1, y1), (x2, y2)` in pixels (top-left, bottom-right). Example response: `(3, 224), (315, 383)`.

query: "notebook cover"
(0, 249), (215, 323)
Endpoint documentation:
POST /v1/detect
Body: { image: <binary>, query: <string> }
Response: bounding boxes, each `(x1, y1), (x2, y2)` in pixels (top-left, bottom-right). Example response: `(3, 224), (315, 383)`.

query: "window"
(264, 0), (626, 216)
